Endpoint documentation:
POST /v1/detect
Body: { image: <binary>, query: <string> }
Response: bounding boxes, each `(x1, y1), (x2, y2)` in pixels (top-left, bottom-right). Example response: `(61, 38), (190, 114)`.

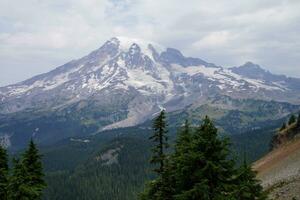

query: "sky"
(0, 0), (300, 86)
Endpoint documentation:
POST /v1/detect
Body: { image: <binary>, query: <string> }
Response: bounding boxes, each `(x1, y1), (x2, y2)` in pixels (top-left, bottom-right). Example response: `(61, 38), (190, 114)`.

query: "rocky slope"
(253, 121), (300, 199)
(1, 37), (300, 119)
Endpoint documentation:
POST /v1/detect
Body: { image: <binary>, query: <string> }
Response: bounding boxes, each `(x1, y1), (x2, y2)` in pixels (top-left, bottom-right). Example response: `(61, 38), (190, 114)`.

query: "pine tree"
(234, 161), (267, 200)
(22, 140), (46, 200)
(149, 110), (169, 174)
(0, 145), (9, 200)
(172, 120), (194, 197)
(288, 114), (296, 125)
(8, 158), (31, 200)
(174, 120), (192, 156)
(175, 116), (236, 199)
(140, 110), (173, 200)
(141, 115), (267, 200)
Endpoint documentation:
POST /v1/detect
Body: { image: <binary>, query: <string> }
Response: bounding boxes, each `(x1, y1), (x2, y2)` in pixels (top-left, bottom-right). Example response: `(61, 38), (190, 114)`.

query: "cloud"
(0, 0), (300, 86)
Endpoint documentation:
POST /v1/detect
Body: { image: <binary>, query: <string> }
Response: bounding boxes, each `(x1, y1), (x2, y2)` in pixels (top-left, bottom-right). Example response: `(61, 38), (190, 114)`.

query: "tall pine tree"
(9, 158), (31, 200)
(175, 116), (236, 199)
(22, 140), (46, 200)
(140, 110), (173, 200)
(149, 110), (169, 174)
(9, 140), (46, 200)
(141, 115), (267, 200)
(174, 120), (192, 156)
(172, 120), (195, 198)
(0, 145), (9, 200)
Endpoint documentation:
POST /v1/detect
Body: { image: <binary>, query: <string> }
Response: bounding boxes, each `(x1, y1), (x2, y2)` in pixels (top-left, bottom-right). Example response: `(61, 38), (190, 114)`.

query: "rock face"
(1, 36), (300, 129)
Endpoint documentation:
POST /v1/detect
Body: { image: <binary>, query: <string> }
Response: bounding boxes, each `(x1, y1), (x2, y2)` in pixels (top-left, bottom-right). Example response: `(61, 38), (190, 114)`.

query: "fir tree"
(8, 158), (31, 200)
(234, 161), (267, 200)
(22, 140), (46, 200)
(149, 110), (169, 174)
(174, 120), (192, 156)
(141, 115), (267, 200)
(288, 114), (296, 125)
(172, 120), (194, 197)
(0, 145), (9, 200)
(175, 116), (236, 199)
(140, 110), (173, 200)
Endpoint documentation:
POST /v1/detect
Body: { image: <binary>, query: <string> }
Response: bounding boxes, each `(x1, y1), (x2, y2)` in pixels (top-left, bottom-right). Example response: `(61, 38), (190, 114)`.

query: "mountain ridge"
(1, 37), (299, 113)
(1, 36), (300, 149)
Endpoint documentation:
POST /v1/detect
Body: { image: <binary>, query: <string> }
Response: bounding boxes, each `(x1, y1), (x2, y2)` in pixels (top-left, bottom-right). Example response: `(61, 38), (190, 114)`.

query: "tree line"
(280, 112), (300, 131)
(140, 110), (266, 200)
(0, 140), (46, 200)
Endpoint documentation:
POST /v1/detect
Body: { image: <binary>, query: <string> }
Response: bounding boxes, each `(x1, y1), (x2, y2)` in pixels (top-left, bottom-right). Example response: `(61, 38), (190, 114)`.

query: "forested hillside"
(44, 137), (152, 200)
(39, 112), (283, 200)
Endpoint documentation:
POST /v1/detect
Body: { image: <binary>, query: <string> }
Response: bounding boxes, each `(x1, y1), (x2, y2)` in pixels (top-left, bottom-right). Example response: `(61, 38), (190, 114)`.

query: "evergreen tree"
(280, 122), (286, 131)
(172, 120), (195, 197)
(0, 145), (9, 200)
(140, 110), (173, 200)
(234, 161), (267, 200)
(8, 158), (31, 200)
(297, 113), (300, 127)
(175, 116), (236, 199)
(149, 110), (169, 174)
(22, 140), (46, 200)
(288, 114), (296, 125)
(174, 120), (192, 156)
(141, 115), (267, 200)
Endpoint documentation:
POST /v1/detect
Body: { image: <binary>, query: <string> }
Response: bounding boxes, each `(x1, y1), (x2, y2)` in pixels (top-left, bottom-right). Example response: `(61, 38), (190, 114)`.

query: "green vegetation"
(0, 145), (9, 199)
(234, 161), (266, 199)
(140, 110), (173, 200)
(2, 96), (299, 151)
(288, 114), (296, 125)
(271, 111), (300, 149)
(140, 112), (266, 199)
(40, 118), (277, 200)
(167, 98), (299, 135)
(43, 137), (152, 200)
(0, 140), (46, 200)
(0, 105), (294, 200)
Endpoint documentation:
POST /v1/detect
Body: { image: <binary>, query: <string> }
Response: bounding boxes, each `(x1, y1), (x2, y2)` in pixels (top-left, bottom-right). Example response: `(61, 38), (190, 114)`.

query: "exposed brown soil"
(253, 136), (300, 199)
(254, 137), (300, 176)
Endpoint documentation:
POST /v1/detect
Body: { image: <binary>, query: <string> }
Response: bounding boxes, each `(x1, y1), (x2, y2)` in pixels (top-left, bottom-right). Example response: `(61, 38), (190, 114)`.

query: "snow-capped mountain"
(1, 36), (300, 132)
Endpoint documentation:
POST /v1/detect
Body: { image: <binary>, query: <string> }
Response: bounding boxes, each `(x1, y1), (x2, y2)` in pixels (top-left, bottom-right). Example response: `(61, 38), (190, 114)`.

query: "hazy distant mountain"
(1, 37), (300, 149)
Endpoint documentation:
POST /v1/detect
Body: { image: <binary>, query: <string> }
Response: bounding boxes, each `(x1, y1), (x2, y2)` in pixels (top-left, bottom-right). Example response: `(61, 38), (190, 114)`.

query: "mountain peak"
(106, 36), (165, 54)
(241, 61), (264, 70)
(229, 62), (269, 79)
(128, 43), (141, 55)
(1, 36), (300, 118)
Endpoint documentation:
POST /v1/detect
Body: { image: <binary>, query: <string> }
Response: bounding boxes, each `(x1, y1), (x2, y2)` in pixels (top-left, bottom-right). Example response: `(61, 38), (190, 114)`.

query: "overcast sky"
(0, 0), (300, 86)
